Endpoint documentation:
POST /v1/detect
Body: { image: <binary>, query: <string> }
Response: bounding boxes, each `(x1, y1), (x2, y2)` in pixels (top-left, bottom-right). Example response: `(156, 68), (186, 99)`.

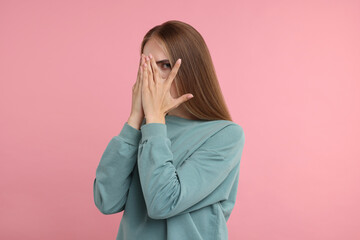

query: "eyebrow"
(156, 59), (170, 64)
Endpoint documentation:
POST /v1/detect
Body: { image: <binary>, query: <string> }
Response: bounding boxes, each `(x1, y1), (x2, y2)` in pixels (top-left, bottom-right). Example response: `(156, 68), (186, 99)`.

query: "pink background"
(1, 0), (359, 239)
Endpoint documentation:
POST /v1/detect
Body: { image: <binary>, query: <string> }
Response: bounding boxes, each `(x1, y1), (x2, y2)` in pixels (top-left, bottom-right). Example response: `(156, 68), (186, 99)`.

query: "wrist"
(127, 114), (144, 130)
(145, 114), (165, 124)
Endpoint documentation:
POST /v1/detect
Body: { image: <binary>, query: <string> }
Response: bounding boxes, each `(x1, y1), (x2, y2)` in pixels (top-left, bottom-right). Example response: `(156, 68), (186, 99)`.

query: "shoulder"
(199, 120), (245, 151)
(209, 120), (244, 142)
(191, 120), (245, 170)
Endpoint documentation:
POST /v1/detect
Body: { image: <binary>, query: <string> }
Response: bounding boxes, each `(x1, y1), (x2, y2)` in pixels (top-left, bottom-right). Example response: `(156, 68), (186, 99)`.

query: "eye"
(161, 63), (171, 70)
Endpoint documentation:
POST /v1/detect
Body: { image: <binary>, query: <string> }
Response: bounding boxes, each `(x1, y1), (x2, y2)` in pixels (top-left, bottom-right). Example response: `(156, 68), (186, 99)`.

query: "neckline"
(166, 114), (195, 121)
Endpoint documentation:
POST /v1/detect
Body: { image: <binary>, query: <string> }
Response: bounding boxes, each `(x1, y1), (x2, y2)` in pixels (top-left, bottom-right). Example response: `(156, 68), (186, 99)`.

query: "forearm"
(93, 122), (141, 214)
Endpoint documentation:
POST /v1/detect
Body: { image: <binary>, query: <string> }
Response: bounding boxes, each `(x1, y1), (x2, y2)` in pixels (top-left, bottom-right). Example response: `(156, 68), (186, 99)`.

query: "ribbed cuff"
(140, 123), (167, 141)
(118, 122), (142, 146)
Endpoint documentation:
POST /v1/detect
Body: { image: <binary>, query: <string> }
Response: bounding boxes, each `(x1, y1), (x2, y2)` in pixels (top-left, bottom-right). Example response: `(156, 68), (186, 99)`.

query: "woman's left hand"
(141, 53), (194, 124)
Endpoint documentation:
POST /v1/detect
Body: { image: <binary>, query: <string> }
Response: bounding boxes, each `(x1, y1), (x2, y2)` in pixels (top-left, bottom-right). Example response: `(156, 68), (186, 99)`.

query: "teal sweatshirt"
(93, 114), (245, 240)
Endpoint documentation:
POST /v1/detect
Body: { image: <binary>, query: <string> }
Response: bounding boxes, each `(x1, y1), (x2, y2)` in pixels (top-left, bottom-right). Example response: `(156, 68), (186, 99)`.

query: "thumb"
(186, 94), (194, 100)
(177, 94), (193, 105)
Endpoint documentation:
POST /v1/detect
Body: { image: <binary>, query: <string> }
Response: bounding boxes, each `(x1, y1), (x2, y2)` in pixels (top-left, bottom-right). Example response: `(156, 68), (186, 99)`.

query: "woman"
(93, 20), (245, 240)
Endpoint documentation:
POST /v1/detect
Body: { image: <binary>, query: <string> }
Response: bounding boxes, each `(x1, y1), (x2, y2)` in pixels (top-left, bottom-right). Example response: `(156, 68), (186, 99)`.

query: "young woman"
(93, 20), (245, 240)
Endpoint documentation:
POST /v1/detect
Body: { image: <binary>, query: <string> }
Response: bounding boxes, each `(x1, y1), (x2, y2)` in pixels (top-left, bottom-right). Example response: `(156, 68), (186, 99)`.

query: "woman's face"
(142, 38), (178, 98)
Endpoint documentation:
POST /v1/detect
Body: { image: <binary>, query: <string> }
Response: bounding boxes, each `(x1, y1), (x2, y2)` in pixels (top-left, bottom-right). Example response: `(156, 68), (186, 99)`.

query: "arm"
(93, 122), (141, 215)
(137, 123), (245, 219)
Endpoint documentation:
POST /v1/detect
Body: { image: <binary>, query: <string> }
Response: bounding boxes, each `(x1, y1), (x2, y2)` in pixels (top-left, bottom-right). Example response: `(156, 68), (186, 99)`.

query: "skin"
(127, 38), (194, 129)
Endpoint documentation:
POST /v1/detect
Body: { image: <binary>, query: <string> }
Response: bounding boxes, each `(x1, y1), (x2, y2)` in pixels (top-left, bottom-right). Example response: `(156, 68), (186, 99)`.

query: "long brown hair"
(140, 20), (233, 122)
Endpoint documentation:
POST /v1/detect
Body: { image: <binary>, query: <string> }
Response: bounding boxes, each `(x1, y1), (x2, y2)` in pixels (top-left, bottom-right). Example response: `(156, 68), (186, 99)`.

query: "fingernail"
(149, 53), (153, 59)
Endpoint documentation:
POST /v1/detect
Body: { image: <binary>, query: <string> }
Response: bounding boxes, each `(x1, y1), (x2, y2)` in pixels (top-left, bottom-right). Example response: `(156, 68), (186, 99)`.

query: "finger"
(142, 54), (146, 64)
(166, 58), (181, 86)
(140, 63), (143, 91)
(135, 67), (140, 90)
(146, 55), (154, 87)
(142, 61), (148, 91)
(139, 58), (143, 87)
(175, 93), (194, 107)
(136, 55), (144, 85)
(149, 53), (159, 82)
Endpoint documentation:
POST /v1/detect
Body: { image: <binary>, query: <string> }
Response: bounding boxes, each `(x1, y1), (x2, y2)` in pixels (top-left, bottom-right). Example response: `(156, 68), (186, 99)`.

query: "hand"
(128, 54), (146, 129)
(141, 53), (194, 123)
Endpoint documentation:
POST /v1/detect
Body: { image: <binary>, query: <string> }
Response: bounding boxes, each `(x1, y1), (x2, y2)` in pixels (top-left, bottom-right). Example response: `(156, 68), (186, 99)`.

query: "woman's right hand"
(127, 54), (145, 130)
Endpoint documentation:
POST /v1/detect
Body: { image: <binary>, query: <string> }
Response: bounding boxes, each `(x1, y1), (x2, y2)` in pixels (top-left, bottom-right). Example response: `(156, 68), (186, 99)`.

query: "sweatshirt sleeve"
(137, 122), (245, 220)
(93, 122), (141, 215)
